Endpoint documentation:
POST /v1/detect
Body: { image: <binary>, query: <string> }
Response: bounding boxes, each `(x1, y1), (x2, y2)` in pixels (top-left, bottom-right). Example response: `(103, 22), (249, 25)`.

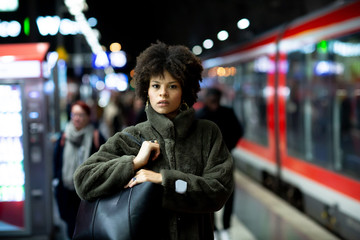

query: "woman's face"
(148, 71), (182, 119)
(71, 105), (90, 130)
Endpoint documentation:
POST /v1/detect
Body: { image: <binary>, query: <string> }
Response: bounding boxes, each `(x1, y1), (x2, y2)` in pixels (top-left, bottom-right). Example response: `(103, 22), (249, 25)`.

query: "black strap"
(122, 131), (144, 147)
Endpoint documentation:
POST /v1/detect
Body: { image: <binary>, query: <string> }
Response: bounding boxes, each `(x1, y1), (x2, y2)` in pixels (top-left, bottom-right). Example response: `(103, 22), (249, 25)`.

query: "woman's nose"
(159, 86), (168, 97)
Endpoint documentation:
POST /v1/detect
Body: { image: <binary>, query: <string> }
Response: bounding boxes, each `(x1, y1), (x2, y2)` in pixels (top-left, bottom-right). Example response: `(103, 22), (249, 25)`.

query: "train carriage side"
(202, 1), (360, 239)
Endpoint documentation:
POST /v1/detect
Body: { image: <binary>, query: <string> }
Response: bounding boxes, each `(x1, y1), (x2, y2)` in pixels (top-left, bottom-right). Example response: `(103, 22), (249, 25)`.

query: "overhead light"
(237, 18), (250, 30)
(64, 0), (116, 73)
(203, 39), (214, 49)
(217, 30), (229, 41)
(192, 45), (202, 55)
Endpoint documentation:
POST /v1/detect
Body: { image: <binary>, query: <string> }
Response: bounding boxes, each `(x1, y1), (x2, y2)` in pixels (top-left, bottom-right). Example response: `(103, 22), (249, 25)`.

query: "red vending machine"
(0, 43), (54, 239)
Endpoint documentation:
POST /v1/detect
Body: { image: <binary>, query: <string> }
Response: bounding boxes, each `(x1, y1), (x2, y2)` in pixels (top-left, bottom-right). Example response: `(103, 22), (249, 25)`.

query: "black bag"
(72, 181), (164, 240)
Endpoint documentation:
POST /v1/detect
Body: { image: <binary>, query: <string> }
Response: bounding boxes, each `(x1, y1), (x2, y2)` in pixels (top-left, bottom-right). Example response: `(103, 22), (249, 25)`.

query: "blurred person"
(134, 96), (147, 124)
(196, 88), (244, 240)
(103, 91), (126, 138)
(53, 100), (105, 238)
(73, 42), (234, 240)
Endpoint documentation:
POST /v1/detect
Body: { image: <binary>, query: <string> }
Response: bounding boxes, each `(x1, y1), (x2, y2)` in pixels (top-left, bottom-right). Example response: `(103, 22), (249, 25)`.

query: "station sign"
(0, 15), (97, 38)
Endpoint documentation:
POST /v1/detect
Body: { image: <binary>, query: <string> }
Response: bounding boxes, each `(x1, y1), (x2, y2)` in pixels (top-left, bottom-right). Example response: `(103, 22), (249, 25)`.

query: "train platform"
(220, 170), (341, 240)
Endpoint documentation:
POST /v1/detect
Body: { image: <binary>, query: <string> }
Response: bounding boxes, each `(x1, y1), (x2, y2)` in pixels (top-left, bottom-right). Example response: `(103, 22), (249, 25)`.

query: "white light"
(95, 80), (105, 91)
(203, 39), (214, 49)
(46, 51), (59, 70)
(333, 41), (360, 57)
(0, 56), (15, 63)
(217, 30), (229, 41)
(105, 73), (128, 91)
(109, 51), (127, 68)
(192, 45), (202, 55)
(0, 20), (21, 37)
(0, 0), (18, 12)
(59, 18), (81, 35)
(36, 16), (61, 36)
(7, 21), (21, 37)
(94, 51), (110, 68)
(116, 73), (129, 91)
(64, 0), (87, 15)
(64, 0), (114, 74)
(0, 61), (41, 78)
(98, 90), (111, 107)
(237, 18), (250, 30)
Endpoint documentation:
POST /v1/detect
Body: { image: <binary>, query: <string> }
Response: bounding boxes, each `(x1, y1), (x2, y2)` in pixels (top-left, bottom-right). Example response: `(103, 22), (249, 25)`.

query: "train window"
(286, 32), (360, 180)
(235, 60), (269, 146)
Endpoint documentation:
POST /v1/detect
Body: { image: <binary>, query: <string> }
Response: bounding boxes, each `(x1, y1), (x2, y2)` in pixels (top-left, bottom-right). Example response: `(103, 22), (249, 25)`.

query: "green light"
(24, 17), (30, 36)
(317, 40), (328, 54)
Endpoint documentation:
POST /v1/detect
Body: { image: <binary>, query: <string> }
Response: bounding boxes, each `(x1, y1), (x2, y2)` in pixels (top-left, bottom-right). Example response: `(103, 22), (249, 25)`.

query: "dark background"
(0, 0), (338, 72)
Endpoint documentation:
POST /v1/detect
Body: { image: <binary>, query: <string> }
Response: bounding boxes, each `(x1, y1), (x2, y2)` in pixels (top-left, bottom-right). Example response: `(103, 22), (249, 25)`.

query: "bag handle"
(122, 131), (144, 147)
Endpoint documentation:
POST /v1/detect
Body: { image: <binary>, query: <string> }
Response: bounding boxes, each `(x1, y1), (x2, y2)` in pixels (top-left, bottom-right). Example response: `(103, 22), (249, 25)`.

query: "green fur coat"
(74, 106), (234, 240)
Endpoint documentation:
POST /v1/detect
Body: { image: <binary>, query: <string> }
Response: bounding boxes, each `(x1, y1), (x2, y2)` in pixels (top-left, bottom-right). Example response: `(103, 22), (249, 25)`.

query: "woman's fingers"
(124, 170), (162, 188)
(149, 140), (160, 160)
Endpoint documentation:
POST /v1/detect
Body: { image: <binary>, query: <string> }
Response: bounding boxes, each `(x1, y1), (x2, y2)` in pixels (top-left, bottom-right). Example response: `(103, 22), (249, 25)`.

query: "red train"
(201, 1), (360, 239)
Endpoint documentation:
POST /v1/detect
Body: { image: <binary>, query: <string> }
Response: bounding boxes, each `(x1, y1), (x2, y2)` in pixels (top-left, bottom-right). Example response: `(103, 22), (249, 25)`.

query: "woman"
(74, 42), (234, 240)
(53, 100), (105, 238)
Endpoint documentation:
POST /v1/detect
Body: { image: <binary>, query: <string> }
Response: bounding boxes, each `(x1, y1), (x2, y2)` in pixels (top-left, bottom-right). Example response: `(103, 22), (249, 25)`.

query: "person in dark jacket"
(73, 42), (234, 240)
(196, 88), (244, 240)
(53, 100), (105, 238)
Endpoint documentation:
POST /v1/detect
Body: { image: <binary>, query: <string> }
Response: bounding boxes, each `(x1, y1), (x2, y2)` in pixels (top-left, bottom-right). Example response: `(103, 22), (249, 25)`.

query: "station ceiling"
(85, 0), (337, 63)
(0, 0), (339, 70)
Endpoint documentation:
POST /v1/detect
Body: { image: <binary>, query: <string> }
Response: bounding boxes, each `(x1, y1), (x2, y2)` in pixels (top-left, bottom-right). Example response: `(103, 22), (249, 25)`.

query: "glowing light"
(333, 41), (360, 57)
(237, 18), (250, 30)
(98, 90), (110, 107)
(0, 61), (41, 78)
(59, 18), (81, 35)
(254, 56), (274, 73)
(192, 45), (202, 55)
(0, 0), (18, 12)
(109, 51), (126, 68)
(36, 16), (61, 36)
(23, 17), (30, 36)
(203, 39), (214, 49)
(110, 42), (121, 52)
(87, 17), (97, 27)
(0, 20), (21, 37)
(315, 61), (344, 76)
(217, 30), (229, 41)
(105, 73), (128, 91)
(95, 80), (105, 91)
(94, 51), (110, 68)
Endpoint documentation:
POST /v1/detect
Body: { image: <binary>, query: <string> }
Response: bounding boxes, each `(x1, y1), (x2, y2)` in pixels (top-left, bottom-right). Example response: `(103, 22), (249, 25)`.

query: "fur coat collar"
(145, 105), (195, 139)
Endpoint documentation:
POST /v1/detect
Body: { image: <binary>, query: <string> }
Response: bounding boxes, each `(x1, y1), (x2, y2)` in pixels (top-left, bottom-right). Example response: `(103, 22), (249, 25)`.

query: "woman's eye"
(152, 84), (160, 88)
(169, 85), (178, 89)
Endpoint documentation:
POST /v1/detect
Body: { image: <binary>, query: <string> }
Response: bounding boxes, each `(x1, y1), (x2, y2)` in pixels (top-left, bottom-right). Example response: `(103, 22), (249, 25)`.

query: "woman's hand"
(125, 169), (163, 188)
(133, 140), (160, 170)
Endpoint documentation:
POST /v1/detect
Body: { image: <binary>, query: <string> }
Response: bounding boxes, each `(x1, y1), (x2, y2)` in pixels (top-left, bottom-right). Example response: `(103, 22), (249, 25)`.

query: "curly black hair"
(133, 42), (203, 107)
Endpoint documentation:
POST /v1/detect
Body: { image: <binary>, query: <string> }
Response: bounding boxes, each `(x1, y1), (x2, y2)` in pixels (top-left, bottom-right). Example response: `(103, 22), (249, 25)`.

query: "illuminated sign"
(37, 16), (96, 36)
(0, 61), (41, 79)
(0, 16), (97, 38)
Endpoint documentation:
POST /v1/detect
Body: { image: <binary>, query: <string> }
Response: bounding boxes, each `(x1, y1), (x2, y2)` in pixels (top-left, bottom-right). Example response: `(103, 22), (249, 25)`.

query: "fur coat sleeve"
(73, 130), (141, 200)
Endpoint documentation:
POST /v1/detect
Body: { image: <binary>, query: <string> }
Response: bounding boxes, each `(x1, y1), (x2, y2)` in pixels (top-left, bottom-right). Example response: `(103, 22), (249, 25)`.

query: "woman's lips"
(157, 100), (169, 106)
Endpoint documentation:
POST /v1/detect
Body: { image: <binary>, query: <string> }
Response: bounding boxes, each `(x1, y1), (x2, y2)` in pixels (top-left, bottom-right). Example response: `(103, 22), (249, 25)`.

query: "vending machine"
(0, 43), (54, 239)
